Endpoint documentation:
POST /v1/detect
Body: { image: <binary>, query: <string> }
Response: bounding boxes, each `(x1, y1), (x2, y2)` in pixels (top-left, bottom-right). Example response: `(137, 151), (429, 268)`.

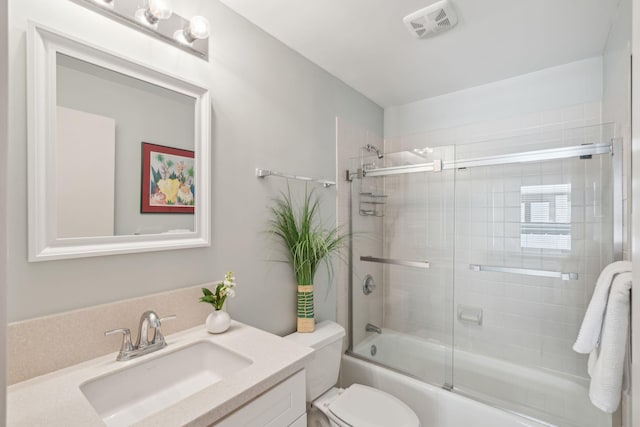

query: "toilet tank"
(285, 320), (345, 401)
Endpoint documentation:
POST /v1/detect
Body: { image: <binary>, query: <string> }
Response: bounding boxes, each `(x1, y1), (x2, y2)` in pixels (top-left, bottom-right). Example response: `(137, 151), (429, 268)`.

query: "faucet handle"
(105, 328), (134, 358)
(152, 315), (176, 345)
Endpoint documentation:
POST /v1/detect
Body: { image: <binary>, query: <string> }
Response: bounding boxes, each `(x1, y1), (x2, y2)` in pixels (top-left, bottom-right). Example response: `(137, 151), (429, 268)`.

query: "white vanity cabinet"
(212, 370), (307, 427)
(8, 323), (313, 427)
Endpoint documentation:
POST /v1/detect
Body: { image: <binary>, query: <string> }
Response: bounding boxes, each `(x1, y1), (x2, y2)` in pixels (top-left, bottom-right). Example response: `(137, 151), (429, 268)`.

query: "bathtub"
(340, 330), (611, 427)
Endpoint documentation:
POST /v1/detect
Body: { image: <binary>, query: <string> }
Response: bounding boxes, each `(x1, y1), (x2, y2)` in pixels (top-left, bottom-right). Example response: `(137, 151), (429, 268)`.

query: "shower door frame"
(346, 135), (624, 423)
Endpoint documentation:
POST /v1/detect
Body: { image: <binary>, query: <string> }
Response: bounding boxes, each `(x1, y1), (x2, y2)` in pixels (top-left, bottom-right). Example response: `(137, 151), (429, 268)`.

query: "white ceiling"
(218, 0), (619, 108)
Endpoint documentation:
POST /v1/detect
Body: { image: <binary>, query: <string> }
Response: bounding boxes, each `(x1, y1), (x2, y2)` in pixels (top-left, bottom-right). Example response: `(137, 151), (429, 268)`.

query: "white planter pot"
(206, 310), (231, 333)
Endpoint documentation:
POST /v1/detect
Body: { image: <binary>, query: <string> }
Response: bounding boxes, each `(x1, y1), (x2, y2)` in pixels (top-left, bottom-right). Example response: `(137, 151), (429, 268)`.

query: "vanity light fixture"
(71, 0), (209, 59)
(175, 16), (210, 45)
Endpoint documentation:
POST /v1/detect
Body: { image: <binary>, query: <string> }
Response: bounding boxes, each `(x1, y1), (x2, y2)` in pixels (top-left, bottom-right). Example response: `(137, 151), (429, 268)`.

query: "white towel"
(573, 261), (632, 354)
(586, 271), (632, 413)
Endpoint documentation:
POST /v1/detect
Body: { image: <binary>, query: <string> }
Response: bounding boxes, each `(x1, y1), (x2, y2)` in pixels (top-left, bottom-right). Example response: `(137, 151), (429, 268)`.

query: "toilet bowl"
(285, 321), (420, 427)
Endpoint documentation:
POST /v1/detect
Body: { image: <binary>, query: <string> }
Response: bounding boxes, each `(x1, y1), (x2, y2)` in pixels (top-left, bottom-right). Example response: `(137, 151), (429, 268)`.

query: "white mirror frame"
(27, 22), (211, 261)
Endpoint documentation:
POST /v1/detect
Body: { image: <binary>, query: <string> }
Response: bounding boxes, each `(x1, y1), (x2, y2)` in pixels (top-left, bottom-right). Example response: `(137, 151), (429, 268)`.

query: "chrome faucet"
(136, 310), (162, 349)
(105, 310), (176, 361)
(366, 323), (382, 334)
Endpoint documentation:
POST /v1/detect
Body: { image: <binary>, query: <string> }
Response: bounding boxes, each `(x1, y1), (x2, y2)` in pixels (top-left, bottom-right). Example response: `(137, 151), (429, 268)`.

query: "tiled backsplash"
(8, 284), (212, 384)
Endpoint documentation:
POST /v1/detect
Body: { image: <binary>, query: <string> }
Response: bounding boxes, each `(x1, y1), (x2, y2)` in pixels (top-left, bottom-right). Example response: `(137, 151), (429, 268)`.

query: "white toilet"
(285, 321), (420, 427)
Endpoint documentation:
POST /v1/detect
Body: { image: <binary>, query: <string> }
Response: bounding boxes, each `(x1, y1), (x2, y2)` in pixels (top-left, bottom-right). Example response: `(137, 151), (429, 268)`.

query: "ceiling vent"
(403, 0), (458, 39)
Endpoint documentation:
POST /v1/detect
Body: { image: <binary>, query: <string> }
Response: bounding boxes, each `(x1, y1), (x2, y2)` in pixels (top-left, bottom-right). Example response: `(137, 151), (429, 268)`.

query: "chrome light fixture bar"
(72, 0), (209, 59)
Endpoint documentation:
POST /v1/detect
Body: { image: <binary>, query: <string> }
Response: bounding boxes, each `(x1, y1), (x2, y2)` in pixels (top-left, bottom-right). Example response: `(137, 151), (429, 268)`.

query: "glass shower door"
(451, 128), (615, 427)
(349, 145), (455, 389)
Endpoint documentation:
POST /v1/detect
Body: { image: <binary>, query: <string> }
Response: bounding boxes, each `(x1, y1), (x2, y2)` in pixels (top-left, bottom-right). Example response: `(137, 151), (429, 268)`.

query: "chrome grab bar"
(360, 256), (430, 269)
(469, 264), (578, 281)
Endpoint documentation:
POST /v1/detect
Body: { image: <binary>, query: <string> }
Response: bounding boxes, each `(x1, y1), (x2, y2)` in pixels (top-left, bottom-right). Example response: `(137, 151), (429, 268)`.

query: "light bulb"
(175, 16), (210, 45)
(135, 0), (172, 27)
(148, 0), (172, 20)
(187, 16), (210, 40)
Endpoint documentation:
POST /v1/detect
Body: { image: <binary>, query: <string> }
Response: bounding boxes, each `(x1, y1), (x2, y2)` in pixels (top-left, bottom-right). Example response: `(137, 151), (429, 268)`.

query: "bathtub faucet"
(366, 323), (382, 334)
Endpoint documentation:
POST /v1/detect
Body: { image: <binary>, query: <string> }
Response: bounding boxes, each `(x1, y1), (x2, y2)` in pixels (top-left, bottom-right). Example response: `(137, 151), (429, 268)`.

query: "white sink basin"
(80, 340), (253, 426)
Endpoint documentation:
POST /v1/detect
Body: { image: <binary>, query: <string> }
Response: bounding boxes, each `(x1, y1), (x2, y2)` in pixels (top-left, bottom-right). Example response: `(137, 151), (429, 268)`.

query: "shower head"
(364, 144), (384, 159)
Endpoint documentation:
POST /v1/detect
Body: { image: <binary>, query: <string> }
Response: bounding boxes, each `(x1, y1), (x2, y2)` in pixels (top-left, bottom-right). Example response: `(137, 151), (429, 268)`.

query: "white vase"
(206, 309), (231, 333)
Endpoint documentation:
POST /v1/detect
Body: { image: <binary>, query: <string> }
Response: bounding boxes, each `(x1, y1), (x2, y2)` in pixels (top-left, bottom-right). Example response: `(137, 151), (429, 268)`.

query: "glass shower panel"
(350, 146), (455, 388)
(452, 135), (614, 427)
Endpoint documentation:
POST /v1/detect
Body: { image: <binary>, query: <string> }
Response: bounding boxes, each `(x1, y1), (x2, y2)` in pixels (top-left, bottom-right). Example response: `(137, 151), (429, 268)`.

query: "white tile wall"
(382, 168), (455, 345)
(452, 153), (612, 378)
(384, 58), (604, 139)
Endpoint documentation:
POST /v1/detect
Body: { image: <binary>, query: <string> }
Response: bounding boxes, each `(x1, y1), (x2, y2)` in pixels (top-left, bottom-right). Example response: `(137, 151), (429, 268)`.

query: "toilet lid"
(328, 384), (419, 427)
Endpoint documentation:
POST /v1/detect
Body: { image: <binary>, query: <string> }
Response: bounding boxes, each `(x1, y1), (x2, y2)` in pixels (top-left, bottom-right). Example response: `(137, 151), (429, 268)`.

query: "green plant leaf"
(199, 295), (215, 304)
(269, 185), (348, 285)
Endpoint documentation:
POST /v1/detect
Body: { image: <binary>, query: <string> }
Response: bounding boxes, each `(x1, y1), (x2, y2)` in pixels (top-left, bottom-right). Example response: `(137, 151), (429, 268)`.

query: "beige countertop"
(8, 321), (313, 427)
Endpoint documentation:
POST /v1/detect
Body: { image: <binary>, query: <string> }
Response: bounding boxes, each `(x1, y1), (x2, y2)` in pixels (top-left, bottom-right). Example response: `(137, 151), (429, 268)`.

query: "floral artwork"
(141, 142), (195, 213)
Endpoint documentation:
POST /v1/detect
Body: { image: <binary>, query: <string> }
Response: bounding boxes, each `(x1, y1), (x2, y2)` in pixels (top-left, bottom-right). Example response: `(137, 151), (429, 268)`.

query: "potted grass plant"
(270, 187), (347, 333)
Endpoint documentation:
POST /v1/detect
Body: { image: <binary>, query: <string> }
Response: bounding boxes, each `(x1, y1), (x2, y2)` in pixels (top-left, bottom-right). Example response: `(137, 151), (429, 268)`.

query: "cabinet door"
(289, 413), (307, 427)
(213, 370), (306, 427)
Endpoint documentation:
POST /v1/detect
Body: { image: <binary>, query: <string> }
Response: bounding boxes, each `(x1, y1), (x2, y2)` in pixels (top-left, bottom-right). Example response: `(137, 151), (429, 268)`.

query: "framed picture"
(141, 142), (195, 214)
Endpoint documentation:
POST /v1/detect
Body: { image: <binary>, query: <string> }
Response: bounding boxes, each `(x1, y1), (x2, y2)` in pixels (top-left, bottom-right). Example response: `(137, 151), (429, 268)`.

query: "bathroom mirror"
(27, 22), (211, 261)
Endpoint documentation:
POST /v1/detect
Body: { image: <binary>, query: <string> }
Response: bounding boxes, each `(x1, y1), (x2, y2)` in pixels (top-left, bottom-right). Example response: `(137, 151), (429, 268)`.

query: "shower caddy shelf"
(359, 192), (387, 216)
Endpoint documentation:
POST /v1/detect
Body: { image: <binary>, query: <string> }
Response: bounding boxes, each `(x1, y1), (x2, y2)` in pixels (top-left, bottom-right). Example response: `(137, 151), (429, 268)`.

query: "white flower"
(226, 289), (235, 298)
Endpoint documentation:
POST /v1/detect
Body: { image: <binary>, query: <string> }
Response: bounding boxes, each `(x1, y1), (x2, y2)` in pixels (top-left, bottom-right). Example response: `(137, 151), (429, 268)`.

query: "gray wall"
(56, 54), (195, 235)
(8, 0), (383, 335)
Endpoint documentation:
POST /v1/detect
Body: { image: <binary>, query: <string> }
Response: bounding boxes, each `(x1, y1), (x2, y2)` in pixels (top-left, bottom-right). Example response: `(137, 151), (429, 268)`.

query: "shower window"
(520, 183), (571, 250)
